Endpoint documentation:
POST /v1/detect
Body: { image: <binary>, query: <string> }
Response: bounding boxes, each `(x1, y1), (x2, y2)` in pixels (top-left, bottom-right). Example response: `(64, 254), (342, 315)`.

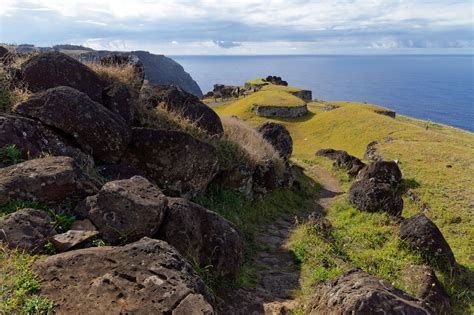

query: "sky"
(1, 0), (473, 55)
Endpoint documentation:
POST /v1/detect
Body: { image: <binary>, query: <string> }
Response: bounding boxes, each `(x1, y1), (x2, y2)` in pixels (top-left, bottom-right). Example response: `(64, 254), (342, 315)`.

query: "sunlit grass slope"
(215, 100), (474, 270)
(260, 84), (302, 93)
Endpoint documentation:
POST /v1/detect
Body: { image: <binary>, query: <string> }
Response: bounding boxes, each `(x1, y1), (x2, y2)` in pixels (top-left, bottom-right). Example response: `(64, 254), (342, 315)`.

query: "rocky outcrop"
(348, 178), (404, 216)
(15, 86), (131, 163)
(256, 122), (293, 161)
(158, 198), (244, 279)
(0, 114), (93, 168)
(20, 52), (104, 103)
(0, 208), (56, 253)
(52, 230), (99, 253)
(364, 141), (384, 162)
(315, 148), (346, 159)
(334, 151), (366, 177)
(211, 164), (255, 198)
(308, 269), (434, 314)
(399, 213), (456, 268)
(32, 237), (215, 314)
(102, 82), (134, 125)
(123, 128), (218, 197)
(0, 157), (98, 207)
(253, 104), (308, 118)
(290, 90), (312, 101)
(75, 176), (167, 245)
(402, 265), (452, 314)
(253, 160), (280, 195)
(139, 83), (223, 137)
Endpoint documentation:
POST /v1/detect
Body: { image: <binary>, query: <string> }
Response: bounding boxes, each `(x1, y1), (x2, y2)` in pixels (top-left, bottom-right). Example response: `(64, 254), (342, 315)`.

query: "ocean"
(172, 55), (474, 132)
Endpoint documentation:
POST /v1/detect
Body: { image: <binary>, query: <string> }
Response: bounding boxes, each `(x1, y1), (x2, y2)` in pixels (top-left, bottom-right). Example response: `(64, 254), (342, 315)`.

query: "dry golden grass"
(221, 116), (282, 166)
(85, 62), (136, 87)
(0, 68), (31, 112)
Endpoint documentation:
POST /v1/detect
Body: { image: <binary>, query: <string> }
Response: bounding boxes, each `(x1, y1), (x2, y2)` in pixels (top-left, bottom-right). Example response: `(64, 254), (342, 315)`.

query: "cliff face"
(131, 51), (202, 97)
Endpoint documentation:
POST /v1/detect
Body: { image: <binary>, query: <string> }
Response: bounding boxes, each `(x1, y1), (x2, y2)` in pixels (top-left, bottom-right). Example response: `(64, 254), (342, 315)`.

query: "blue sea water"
(172, 55), (474, 132)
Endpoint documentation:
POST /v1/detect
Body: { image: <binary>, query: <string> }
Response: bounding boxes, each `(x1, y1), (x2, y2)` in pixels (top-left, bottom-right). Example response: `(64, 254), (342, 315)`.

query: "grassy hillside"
(260, 84), (302, 93)
(229, 90), (306, 109)
(214, 99), (474, 313)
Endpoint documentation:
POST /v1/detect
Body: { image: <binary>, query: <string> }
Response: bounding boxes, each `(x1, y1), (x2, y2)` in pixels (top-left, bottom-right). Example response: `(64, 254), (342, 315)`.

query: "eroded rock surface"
(75, 176), (167, 245)
(158, 198), (244, 279)
(0, 208), (56, 253)
(308, 269), (434, 314)
(33, 237), (215, 314)
(21, 52), (104, 103)
(256, 122), (293, 161)
(0, 157), (98, 207)
(123, 127), (218, 197)
(15, 86), (131, 163)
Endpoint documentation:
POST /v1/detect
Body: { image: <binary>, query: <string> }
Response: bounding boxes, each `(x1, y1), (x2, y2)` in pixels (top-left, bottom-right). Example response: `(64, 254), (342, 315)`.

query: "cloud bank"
(1, 0), (473, 54)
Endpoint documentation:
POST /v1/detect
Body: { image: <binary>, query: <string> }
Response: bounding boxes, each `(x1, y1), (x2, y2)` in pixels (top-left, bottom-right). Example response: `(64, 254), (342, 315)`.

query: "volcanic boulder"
(20, 51), (104, 103)
(256, 122), (293, 161)
(15, 86), (131, 163)
(0, 114), (93, 168)
(0, 157), (99, 207)
(158, 198), (244, 279)
(348, 178), (403, 216)
(123, 128), (218, 197)
(139, 83), (224, 137)
(308, 269), (434, 314)
(32, 237), (215, 314)
(75, 176), (167, 245)
(315, 148), (346, 160)
(334, 151), (366, 177)
(357, 160), (402, 187)
(399, 213), (456, 268)
(0, 208), (56, 253)
(102, 82), (134, 125)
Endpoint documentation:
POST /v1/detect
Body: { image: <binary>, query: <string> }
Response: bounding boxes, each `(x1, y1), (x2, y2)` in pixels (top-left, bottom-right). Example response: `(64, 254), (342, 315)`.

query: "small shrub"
(0, 144), (24, 165)
(0, 200), (49, 217)
(42, 241), (56, 255)
(48, 210), (75, 233)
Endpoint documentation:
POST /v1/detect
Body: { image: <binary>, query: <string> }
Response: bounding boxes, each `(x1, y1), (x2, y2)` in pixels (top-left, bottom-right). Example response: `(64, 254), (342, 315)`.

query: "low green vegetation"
(193, 171), (321, 289)
(215, 93), (474, 313)
(0, 246), (55, 314)
(245, 78), (267, 85)
(261, 84), (302, 93)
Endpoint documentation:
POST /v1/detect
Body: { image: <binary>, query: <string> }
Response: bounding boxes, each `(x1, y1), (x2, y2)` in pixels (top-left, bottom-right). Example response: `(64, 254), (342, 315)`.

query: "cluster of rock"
(0, 51), (300, 312)
(204, 84), (245, 100)
(262, 75), (288, 86)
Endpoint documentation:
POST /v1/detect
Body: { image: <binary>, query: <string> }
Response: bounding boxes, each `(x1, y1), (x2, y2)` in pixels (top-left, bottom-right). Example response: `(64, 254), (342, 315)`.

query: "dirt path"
(218, 165), (342, 314)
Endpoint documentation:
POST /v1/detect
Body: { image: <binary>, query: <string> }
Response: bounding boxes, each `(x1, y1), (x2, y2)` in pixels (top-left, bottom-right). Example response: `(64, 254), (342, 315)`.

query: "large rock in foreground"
(0, 208), (56, 253)
(32, 237), (215, 314)
(348, 178), (403, 216)
(308, 269), (433, 314)
(256, 122), (293, 161)
(357, 160), (402, 186)
(75, 176), (167, 245)
(139, 84), (223, 137)
(0, 114), (93, 168)
(399, 213), (456, 268)
(123, 128), (218, 197)
(21, 52), (104, 103)
(0, 157), (99, 207)
(158, 198), (244, 279)
(15, 86), (131, 163)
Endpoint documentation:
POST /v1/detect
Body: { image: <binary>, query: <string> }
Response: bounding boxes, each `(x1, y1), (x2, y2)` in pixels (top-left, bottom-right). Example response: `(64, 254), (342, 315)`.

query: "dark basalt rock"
(0, 208), (56, 254)
(0, 114), (93, 169)
(21, 51), (104, 103)
(139, 83), (223, 137)
(399, 213), (456, 268)
(315, 148), (346, 159)
(348, 178), (403, 216)
(334, 151), (366, 177)
(0, 156), (99, 207)
(102, 82), (134, 125)
(158, 198), (244, 279)
(256, 122), (293, 161)
(357, 160), (402, 187)
(308, 269), (434, 314)
(32, 237), (215, 314)
(75, 176), (167, 245)
(15, 86), (131, 163)
(123, 127), (218, 198)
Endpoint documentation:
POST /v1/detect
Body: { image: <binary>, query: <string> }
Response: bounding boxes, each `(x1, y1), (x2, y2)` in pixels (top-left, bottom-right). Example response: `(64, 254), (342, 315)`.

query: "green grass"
(245, 78), (267, 85)
(0, 246), (55, 314)
(0, 144), (24, 165)
(215, 96), (474, 313)
(261, 84), (302, 93)
(193, 171), (321, 288)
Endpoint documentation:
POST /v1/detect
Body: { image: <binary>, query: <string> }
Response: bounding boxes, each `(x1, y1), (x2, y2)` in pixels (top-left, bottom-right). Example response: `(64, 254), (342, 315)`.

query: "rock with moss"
(15, 86), (131, 163)
(123, 127), (218, 198)
(0, 114), (93, 169)
(32, 237), (215, 314)
(308, 269), (434, 314)
(139, 83), (223, 137)
(75, 176), (167, 245)
(158, 197), (244, 279)
(0, 208), (56, 253)
(20, 51), (104, 103)
(0, 156), (99, 207)
(399, 213), (456, 268)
